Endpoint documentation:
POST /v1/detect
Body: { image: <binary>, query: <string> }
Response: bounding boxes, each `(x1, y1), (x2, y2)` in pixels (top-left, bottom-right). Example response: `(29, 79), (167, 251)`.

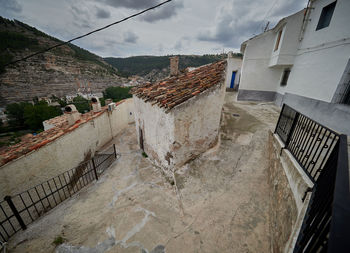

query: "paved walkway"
(8, 93), (279, 253)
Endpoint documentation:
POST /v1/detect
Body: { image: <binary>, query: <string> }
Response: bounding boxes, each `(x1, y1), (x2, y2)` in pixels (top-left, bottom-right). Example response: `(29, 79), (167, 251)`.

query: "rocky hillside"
(0, 17), (127, 105)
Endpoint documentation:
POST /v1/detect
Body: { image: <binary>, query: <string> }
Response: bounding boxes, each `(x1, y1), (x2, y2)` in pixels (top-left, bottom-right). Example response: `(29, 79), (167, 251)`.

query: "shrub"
(103, 87), (132, 101)
(52, 236), (65, 246)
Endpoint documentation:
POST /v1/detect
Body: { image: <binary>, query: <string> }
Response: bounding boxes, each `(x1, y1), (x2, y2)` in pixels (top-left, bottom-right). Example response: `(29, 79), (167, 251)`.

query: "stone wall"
(268, 131), (313, 253)
(0, 99), (134, 198)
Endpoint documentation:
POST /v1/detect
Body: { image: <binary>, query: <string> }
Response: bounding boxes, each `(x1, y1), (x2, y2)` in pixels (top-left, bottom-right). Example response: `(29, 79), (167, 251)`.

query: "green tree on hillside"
(72, 96), (90, 113)
(5, 101), (62, 131)
(23, 101), (62, 130)
(6, 102), (30, 127)
(103, 87), (132, 101)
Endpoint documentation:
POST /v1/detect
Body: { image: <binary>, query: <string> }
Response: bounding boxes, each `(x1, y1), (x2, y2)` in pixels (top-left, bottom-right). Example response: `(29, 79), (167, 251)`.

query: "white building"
(238, 0), (350, 135)
(225, 52), (242, 90)
(131, 60), (227, 173)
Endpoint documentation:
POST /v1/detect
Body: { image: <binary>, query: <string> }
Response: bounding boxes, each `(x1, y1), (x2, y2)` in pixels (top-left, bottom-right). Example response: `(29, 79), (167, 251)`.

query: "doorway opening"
(230, 71), (237, 88)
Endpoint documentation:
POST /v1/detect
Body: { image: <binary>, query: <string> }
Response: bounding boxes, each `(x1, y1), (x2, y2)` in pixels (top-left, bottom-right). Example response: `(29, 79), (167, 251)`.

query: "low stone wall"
(0, 99), (134, 198)
(268, 131), (313, 253)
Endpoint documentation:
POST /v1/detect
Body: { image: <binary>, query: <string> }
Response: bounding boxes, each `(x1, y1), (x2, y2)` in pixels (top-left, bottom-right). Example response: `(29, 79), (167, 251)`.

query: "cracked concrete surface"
(7, 92), (279, 253)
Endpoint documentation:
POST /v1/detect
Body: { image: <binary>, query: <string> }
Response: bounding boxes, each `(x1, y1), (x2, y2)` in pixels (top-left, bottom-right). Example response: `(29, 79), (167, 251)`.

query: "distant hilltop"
(0, 16), (127, 105)
(104, 54), (233, 80)
(0, 16), (236, 105)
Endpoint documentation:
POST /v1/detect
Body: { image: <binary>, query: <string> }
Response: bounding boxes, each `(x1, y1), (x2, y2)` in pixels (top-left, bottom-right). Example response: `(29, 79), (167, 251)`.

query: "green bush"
(6, 102), (30, 127)
(100, 98), (106, 106)
(0, 31), (38, 51)
(52, 236), (66, 246)
(5, 101), (62, 131)
(72, 96), (90, 113)
(103, 87), (132, 101)
(23, 101), (62, 130)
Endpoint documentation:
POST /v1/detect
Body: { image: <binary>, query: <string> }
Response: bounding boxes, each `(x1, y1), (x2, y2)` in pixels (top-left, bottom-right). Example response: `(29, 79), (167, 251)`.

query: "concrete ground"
(8, 92), (280, 253)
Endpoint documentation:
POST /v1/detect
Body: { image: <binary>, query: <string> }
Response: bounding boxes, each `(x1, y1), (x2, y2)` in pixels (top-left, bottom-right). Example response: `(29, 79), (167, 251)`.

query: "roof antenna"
(264, 21), (270, 32)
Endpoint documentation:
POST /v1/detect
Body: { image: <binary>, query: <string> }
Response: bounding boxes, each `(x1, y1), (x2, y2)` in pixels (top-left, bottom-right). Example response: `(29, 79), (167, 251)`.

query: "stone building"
(131, 60), (227, 172)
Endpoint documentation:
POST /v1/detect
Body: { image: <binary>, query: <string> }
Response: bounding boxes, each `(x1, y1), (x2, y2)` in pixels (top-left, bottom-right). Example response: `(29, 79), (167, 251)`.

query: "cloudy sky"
(0, 0), (306, 57)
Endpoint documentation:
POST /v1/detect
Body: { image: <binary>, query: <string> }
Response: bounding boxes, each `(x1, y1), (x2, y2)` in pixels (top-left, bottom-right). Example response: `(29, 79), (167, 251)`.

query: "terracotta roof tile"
(131, 60), (226, 112)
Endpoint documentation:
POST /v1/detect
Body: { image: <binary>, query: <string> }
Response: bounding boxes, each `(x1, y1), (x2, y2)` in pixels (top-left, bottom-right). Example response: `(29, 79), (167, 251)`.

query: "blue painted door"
(230, 72), (236, 88)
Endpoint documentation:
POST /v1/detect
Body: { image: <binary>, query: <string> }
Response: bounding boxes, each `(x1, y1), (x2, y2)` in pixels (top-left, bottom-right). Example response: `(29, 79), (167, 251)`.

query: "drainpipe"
(299, 0), (313, 41)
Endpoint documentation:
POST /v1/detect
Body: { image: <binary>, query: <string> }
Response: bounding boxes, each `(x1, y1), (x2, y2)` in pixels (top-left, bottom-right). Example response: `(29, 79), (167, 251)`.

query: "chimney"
(170, 56), (179, 76)
(91, 97), (101, 112)
(64, 105), (80, 126)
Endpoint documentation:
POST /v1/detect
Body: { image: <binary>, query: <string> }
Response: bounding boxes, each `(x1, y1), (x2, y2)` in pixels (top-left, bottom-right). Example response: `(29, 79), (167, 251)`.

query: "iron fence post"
(4, 196), (26, 230)
(274, 104), (285, 133)
(113, 144), (117, 158)
(285, 112), (300, 148)
(91, 158), (98, 181)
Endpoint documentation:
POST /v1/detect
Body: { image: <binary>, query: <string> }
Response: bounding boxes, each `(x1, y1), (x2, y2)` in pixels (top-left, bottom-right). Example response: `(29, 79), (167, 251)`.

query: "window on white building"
(274, 29), (283, 51)
(316, 1), (337, 31)
(280, 69), (291, 86)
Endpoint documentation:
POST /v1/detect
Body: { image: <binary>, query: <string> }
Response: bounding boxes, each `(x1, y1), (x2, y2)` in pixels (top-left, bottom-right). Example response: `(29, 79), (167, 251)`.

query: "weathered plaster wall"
(268, 131), (313, 253)
(133, 83), (225, 173)
(171, 84), (225, 168)
(133, 95), (175, 170)
(110, 98), (135, 136)
(0, 99), (134, 198)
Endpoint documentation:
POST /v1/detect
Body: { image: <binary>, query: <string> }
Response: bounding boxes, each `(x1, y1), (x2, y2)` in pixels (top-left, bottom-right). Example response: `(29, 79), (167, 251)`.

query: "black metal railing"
(275, 104), (350, 252)
(0, 145), (118, 242)
(275, 104), (339, 182)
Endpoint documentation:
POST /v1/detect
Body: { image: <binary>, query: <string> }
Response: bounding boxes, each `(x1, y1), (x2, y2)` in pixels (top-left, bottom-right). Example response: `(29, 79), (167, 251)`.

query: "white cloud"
(1, 0), (307, 57)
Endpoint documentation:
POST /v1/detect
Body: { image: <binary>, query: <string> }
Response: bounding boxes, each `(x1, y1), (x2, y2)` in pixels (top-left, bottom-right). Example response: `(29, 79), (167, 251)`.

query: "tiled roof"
(0, 100), (125, 167)
(44, 114), (68, 128)
(131, 60), (226, 112)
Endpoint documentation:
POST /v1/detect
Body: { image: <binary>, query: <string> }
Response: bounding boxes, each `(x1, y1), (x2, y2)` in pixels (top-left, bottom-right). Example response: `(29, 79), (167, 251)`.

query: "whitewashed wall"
(133, 96), (175, 169)
(172, 84), (225, 168)
(238, 0), (350, 104)
(239, 31), (283, 92)
(285, 0), (350, 102)
(239, 10), (304, 99)
(225, 55), (242, 88)
(133, 83), (225, 172)
(269, 11), (304, 67)
(0, 99), (134, 198)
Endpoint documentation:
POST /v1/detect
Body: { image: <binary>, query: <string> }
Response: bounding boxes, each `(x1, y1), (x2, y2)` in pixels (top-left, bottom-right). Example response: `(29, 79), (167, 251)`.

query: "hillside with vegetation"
(0, 17), (127, 105)
(104, 54), (230, 77)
